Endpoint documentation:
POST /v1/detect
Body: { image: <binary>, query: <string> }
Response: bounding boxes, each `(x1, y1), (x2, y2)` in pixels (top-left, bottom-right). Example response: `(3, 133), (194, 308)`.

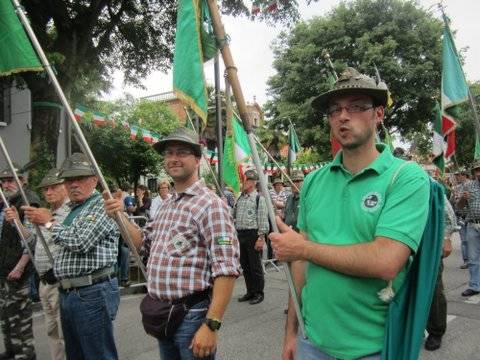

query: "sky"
(103, 0), (480, 107)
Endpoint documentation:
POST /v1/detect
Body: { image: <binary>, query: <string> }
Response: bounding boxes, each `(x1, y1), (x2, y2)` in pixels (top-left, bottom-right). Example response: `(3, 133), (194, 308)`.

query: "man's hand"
(282, 331), (297, 360)
(462, 191), (470, 200)
(189, 324), (217, 358)
(443, 237), (453, 258)
(4, 206), (20, 223)
(269, 217), (308, 262)
(22, 206), (52, 225)
(7, 267), (23, 281)
(103, 191), (124, 218)
(254, 236), (265, 252)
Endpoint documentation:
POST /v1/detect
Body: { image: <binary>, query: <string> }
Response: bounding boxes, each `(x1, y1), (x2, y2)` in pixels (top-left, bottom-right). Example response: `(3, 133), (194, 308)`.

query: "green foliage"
(265, 0), (443, 158)
(295, 147), (321, 164)
(79, 99), (180, 186)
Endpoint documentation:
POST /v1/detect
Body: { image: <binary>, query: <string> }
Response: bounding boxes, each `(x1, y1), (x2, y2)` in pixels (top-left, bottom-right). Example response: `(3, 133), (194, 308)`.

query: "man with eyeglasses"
(25, 153), (120, 359)
(269, 67), (430, 360)
(0, 164), (39, 360)
(104, 127), (241, 359)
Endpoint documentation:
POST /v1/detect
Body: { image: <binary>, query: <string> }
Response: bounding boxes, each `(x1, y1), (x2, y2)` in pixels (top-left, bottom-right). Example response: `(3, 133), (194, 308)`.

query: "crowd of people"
(0, 67), (478, 360)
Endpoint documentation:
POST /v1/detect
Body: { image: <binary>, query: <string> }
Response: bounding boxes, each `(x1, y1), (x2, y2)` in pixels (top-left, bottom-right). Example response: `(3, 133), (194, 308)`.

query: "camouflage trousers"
(0, 280), (36, 360)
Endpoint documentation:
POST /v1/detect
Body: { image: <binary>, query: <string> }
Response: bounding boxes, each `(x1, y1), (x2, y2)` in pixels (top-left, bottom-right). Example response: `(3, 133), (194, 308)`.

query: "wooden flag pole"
(12, 0), (147, 279)
(207, 0), (306, 338)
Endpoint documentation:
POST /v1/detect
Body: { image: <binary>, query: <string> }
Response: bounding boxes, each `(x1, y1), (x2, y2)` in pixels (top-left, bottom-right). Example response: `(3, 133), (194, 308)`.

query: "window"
(0, 79), (11, 125)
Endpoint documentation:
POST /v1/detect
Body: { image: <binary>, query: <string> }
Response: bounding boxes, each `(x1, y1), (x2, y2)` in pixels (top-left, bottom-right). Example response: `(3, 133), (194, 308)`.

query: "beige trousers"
(39, 282), (65, 360)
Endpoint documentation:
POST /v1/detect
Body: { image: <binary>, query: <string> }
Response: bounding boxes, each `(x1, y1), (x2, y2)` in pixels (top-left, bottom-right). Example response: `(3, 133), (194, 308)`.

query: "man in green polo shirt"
(269, 67), (430, 360)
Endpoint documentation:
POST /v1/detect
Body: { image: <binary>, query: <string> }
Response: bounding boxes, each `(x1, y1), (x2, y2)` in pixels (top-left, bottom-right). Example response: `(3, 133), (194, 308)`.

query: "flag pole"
(207, 0), (306, 338)
(0, 135), (54, 267)
(253, 134), (300, 192)
(11, 0), (147, 279)
(214, 54), (224, 189)
(0, 186), (40, 275)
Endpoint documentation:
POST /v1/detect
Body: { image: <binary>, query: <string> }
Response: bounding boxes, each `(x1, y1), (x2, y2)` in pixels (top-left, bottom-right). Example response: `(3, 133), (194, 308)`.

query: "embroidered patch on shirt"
(361, 191), (382, 212)
(171, 233), (190, 251)
(215, 236), (233, 246)
(84, 214), (97, 222)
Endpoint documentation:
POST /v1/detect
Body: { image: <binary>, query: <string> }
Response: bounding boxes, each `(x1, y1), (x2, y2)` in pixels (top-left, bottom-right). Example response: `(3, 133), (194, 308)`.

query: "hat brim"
(38, 179), (65, 188)
(312, 88), (388, 113)
(60, 169), (96, 179)
(153, 138), (202, 157)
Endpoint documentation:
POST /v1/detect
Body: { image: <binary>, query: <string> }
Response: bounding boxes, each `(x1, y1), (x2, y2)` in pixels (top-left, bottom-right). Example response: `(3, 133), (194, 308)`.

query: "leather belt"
(60, 266), (116, 290)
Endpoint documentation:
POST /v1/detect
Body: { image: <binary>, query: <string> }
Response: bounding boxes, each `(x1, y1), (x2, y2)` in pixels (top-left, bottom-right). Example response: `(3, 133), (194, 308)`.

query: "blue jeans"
(466, 224), (480, 291)
(118, 245), (130, 281)
(158, 299), (214, 360)
(296, 335), (380, 360)
(59, 277), (120, 360)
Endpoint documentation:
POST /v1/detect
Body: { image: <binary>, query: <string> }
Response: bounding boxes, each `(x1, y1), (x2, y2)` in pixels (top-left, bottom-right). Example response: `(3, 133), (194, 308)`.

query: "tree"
(265, 0), (444, 159)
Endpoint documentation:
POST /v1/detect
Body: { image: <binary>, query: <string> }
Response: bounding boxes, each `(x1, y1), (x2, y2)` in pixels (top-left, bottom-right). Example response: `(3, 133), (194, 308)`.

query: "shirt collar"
(172, 179), (204, 200)
(330, 143), (393, 176)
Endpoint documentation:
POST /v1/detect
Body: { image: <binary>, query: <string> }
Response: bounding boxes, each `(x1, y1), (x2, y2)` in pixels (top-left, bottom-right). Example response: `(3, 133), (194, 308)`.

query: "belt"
(60, 266), (116, 290)
(171, 288), (211, 307)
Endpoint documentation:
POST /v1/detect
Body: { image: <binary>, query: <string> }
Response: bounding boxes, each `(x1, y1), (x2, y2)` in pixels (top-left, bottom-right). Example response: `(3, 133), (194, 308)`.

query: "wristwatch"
(205, 318), (222, 331)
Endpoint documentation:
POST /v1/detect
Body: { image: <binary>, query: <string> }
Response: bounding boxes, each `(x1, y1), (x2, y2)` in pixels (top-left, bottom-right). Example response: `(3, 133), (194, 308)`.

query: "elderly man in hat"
(269, 67), (430, 359)
(234, 169), (269, 305)
(0, 163), (39, 360)
(457, 160), (480, 297)
(26, 153), (120, 359)
(5, 168), (69, 360)
(105, 127), (240, 359)
(283, 171), (304, 232)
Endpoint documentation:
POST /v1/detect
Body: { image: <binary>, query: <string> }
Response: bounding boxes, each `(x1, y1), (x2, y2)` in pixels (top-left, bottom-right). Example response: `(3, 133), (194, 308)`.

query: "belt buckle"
(61, 279), (72, 290)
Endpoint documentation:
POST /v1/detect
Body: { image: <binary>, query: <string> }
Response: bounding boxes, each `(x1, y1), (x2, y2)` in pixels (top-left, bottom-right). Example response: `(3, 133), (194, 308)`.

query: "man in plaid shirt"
(105, 127), (240, 360)
(30, 153), (120, 360)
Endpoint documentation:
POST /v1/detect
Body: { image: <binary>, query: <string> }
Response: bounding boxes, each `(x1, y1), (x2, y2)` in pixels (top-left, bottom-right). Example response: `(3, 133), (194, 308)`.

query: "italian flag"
(251, 0), (261, 15)
(222, 114), (252, 193)
(433, 15), (469, 172)
(92, 111), (107, 126)
(130, 125), (139, 140)
(74, 105), (88, 121)
(142, 129), (154, 143)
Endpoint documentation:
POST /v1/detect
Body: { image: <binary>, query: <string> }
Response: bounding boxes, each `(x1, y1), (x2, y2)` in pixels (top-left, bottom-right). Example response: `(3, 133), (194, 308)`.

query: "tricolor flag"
(141, 129), (154, 143)
(264, 0), (278, 13)
(288, 124), (301, 163)
(130, 125), (139, 140)
(433, 13), (469, 171)
(0, 1), (42, 77)
(74, 105), (87, 121)
(222, 114), (252, 193)
(173, 0), (216, 127)
(251, 0), (261, 15)
(92, 111), (107, 126)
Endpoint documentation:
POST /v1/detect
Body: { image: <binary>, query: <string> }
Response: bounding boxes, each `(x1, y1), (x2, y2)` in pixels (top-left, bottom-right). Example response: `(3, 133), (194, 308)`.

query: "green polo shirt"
(297, 144), (429, 360)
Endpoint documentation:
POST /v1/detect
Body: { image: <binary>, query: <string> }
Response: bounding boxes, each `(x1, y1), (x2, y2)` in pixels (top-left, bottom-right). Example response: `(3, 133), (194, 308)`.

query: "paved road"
(2, 238), (479, 359)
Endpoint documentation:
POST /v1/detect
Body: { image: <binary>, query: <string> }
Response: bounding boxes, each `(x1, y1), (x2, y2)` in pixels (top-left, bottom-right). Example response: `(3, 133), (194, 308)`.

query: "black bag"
(140, 289), (211, 340)
(140, 295), (188, 340)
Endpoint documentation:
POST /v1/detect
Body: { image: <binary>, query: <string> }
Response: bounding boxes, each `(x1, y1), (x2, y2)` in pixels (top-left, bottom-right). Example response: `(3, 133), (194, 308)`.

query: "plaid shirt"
(51, 192), (119, 279)
(142, 180), (240, 301)
(463, 180), (480, 221)
(234, 190), (269, 234)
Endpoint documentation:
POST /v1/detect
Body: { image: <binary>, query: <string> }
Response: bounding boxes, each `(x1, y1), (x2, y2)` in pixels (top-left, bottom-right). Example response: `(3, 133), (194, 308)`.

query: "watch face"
(206, 319), (221, 331)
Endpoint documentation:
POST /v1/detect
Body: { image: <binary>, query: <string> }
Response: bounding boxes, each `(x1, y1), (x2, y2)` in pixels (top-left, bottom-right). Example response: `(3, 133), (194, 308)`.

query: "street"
(2, 237), (480, 359)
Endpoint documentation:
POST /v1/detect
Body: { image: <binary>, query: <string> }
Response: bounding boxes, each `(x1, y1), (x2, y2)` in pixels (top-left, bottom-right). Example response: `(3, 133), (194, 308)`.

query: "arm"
(4, 206), (32, 239)
(7, 253), (30, 281)
(283, 260), (305, 360)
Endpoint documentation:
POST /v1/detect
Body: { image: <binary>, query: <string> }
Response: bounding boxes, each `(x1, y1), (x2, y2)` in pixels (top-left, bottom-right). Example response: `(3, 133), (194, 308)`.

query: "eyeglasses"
(326, 103), (374, 118)
(163, 148), (194, 158)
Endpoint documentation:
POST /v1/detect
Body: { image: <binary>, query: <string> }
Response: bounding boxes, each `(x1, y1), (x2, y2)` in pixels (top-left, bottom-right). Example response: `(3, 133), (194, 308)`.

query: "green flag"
(0, 1), (42, 76)
(288, 124), (301, 162)
(475, 134), (480, 161)
(173, 0), (216, 127)
(222, 135), (241, 194)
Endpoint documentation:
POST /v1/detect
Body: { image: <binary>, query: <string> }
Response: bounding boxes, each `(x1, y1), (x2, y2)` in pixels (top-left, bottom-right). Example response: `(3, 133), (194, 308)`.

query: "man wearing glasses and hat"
(270, 67), (430, 359)
(457, 160), (480, 297)
(25, 153), (121, 359)
(5, 168), (69, 360)
(0, 163), (40, 360)
(105, 127), (240, 359)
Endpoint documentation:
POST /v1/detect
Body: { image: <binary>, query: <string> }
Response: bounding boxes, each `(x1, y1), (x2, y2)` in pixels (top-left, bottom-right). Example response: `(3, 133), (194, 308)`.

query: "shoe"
(283, 309), (288, 314)
(238, 293), (254, 302)
(461, 288), (480, 297)
(424, 335), (442, 351)
(460, 263), (469, 269)
(0, 351), (14, 360)
(120, 280), (131, 288)
(249, 293), (264, 305)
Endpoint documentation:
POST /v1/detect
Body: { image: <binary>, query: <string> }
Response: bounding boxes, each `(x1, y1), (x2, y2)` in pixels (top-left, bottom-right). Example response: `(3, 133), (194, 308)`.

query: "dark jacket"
(0, 188), (40, 283)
